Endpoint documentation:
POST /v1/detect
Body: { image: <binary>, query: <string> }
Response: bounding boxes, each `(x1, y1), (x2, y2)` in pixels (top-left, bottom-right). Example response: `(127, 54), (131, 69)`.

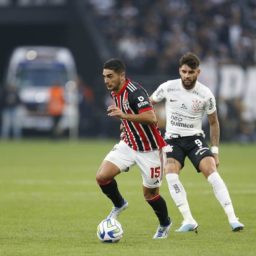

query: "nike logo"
(199, 150), (207, 155)
(170, 99), (177, 102)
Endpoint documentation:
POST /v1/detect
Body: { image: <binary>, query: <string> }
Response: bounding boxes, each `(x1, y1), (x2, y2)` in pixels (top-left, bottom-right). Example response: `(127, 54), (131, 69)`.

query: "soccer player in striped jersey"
(96, 58), (171, 239)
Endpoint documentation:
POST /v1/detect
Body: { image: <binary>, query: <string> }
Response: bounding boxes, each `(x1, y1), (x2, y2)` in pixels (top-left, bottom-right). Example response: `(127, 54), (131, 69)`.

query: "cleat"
(153, 219), (172, 239)
(106, 200), (128, 219)
(230, 220), (244, 232)
(175, 221), (199, 233)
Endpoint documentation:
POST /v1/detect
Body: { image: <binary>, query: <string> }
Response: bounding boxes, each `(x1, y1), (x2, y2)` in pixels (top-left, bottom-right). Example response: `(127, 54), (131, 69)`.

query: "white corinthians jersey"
(151, 79), (216, 138)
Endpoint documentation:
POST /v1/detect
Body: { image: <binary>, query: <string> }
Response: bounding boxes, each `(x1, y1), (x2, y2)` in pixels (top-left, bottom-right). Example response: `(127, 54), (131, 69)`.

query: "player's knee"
(95, 173), (102, 184)
(96, 172), (108, 185)
(199, 157), (217, 177)
(143, 187), (159, 200)
(165, 159), (181, 174)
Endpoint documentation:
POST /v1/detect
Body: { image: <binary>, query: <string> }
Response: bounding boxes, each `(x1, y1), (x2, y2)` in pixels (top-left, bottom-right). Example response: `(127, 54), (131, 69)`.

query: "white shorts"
(104, 141), (164, 188)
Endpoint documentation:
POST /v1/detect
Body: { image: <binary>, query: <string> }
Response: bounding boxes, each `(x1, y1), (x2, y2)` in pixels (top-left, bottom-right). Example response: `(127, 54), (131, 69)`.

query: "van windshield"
(15, 62), (69, 87)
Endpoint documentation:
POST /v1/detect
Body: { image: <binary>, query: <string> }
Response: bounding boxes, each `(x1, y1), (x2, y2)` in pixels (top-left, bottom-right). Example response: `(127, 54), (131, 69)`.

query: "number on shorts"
(194, 139), (202, 147)
(150, 167), (161, 178)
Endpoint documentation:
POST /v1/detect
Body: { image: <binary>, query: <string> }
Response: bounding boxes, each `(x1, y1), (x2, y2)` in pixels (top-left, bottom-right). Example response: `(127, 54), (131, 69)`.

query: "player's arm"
(208, 110), (220, 166)
(149, 96), (157, 105)
(107, 105), (157, 125)
(150, 83), (166, 105)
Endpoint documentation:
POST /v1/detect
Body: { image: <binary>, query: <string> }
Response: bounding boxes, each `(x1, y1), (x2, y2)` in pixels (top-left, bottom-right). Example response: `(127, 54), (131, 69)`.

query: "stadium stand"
(86, 0), (255, 75)
(86, 0), (256, 142)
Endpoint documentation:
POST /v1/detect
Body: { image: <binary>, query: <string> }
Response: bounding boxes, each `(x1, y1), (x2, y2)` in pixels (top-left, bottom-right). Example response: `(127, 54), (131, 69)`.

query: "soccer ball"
(97, 218), (123, 243)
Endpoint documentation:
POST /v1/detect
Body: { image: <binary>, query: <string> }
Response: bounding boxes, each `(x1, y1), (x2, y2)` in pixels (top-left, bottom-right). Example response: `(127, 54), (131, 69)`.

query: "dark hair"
(179, 52), (200, 69)
(103, 58), (126, 73)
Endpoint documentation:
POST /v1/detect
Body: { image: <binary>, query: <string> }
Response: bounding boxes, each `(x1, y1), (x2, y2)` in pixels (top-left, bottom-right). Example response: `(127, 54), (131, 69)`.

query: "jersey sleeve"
(130, 88), (152, 113)
(206, 90), (217, 115)
(151, 82), (167, 103)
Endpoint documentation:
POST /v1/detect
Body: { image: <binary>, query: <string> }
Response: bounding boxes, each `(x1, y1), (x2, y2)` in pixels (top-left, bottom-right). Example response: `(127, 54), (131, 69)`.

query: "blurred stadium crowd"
(87, 0), (256, 75)
(86, 0), (256, 143)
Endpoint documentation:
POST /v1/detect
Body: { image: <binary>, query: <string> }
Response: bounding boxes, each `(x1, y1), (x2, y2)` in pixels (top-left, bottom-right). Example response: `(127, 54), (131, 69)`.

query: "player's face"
(179, 64), (200, 90)
(103, 69), (125, 93)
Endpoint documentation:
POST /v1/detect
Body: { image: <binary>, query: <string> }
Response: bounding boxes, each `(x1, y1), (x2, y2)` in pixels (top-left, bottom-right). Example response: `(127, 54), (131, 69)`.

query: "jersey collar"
(180, 79), (198, 92)
(112, 78), (130, 96)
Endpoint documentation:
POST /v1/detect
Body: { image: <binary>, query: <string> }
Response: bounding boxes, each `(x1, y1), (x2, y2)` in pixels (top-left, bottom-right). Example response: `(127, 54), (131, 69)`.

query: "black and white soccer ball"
(97, 218), (123, 243)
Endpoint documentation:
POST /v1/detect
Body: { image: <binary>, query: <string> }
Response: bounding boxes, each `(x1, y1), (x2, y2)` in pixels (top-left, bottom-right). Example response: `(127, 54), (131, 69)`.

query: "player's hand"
(120, 123), (124, 131)
(107, 105), (124, 119)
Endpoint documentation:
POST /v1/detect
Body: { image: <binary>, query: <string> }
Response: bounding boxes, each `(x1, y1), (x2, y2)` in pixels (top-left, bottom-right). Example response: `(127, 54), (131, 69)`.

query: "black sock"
(147, 195), (170, 226)
(99, 179), (125, 207)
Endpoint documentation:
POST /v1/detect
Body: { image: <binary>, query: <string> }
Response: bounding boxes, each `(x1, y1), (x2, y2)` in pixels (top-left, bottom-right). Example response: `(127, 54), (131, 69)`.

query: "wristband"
(211, 146), (219, 154)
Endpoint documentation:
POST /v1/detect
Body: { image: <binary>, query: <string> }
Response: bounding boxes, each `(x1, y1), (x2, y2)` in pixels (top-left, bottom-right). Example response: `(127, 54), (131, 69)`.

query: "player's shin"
(207, 171), (238, 222)
(146, 194), (170, 226)
(98, 179), (125, 207)
(166, 173), (195, 222)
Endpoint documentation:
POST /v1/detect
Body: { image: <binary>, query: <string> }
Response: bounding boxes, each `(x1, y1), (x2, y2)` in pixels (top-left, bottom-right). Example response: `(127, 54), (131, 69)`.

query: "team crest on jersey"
(123, 99), (130, 111)
(192, 99), (203, 112)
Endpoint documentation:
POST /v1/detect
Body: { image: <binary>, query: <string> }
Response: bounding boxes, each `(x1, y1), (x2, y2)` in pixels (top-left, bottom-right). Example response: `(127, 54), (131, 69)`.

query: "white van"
(5, 46), (79, 138)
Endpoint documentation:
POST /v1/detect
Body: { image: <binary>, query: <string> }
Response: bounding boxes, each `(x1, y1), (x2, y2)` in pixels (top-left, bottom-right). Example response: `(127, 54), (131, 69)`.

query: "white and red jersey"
(151, 79), (216, 138)
(111, 79), (166, 152)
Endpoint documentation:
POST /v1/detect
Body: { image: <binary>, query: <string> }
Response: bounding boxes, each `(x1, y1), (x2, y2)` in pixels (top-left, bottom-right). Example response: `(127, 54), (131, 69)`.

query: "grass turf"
(0, 140), (255, 256)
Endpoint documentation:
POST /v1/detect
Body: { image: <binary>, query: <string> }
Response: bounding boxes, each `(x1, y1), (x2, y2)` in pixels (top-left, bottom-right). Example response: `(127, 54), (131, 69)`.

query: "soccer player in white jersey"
(150, 52), (244, 232)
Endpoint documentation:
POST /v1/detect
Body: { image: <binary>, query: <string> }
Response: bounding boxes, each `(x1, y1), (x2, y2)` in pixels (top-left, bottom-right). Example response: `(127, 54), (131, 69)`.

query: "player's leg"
(136, 149), (171, 239)
(198, 156), (244, 231)
(96, 141), (133, 219)
(164, 142), (198, 232)
(144, 186), (171, 239)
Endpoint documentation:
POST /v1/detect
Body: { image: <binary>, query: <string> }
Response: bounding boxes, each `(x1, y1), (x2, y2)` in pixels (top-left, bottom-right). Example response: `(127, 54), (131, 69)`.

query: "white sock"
(166, 173), (196, 223)
(207, 171), (238, 223)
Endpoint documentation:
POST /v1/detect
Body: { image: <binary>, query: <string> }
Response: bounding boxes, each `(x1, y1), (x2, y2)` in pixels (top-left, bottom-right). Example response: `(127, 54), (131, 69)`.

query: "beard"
(106, 78), (122, 92)
(181, 77), (197, 90)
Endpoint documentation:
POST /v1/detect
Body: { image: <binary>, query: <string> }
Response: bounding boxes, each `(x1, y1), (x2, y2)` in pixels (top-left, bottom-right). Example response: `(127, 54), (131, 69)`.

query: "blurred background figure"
(47, 83), (65, 139)
(1, 84), (23, 140)
(77, 76), (97, 137)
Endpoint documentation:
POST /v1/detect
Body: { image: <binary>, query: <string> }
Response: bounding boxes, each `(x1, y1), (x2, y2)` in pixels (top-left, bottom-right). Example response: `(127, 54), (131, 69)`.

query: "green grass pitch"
(0, 140), (255, 256)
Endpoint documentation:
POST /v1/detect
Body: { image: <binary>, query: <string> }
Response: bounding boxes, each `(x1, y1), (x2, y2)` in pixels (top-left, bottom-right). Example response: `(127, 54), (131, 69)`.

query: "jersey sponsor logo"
(195, 147), (209, 155)
(171, 115), (183, 122)
(192, 90), (199, 96)
(209, 97), (214, 110)
(167, 88), (180, 92)
(137, 96), (149, 108)
(154, 179), (160, 184)
(137, 101), (149, 108)
(181, 103), (187, 110)
(199, 150), (207, 155)
(170, 120), (194, 128)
